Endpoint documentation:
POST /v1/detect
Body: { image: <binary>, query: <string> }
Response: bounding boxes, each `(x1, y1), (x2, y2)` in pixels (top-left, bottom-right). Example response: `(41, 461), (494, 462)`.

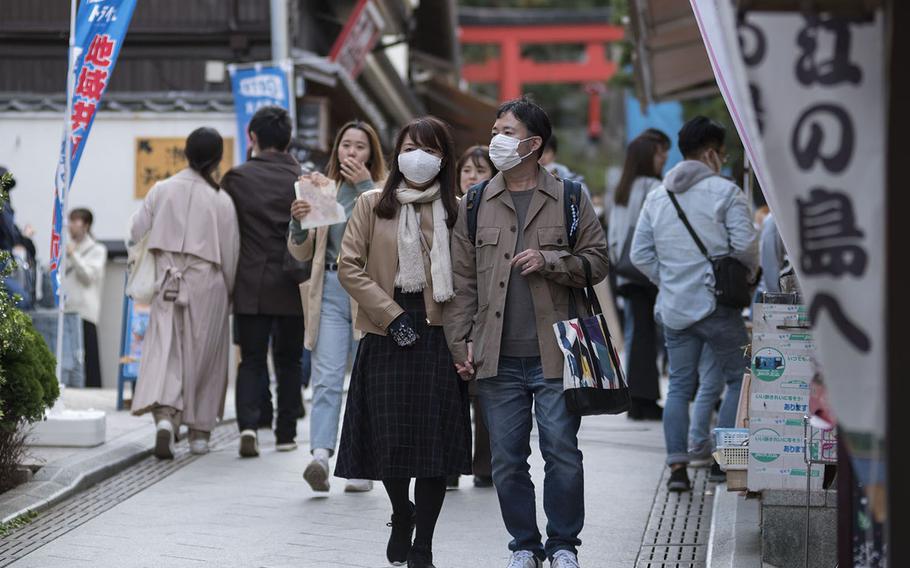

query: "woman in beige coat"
(130, 128), (240, 458)
(288, 120), (386, 493)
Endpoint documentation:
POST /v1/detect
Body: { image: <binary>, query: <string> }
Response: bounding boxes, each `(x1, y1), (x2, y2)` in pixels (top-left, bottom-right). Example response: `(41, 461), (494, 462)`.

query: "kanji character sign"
(85, 34), (116, 67)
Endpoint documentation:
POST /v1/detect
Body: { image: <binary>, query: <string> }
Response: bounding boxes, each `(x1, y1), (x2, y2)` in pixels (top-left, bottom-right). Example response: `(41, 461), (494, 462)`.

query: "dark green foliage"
(0, 311), (59, 428)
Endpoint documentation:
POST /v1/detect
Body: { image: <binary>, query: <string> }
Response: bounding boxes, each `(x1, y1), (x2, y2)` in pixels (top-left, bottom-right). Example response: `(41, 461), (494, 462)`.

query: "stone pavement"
(8, 413), (666, 568)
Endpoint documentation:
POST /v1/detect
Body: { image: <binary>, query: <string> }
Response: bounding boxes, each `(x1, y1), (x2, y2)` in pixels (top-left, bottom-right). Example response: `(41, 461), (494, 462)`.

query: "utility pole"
(270, 0), (289, 62)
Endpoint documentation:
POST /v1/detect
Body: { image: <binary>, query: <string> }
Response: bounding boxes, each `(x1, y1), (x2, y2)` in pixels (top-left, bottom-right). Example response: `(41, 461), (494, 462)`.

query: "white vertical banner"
(690, 1), (887, 463)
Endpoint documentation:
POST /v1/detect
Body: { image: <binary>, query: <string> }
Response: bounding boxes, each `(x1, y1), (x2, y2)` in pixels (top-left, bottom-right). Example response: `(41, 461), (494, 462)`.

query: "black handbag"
(667, 191), (757, 309)
(613, 223), (652, 288)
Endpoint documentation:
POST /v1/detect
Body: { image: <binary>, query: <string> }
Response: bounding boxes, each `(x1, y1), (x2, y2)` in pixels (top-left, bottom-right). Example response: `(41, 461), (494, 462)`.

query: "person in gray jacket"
(630, 116), (758, 492)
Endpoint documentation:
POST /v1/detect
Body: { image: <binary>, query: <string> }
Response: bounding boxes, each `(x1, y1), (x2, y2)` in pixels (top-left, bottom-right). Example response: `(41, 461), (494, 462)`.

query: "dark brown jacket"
(222, 150), (303, 316)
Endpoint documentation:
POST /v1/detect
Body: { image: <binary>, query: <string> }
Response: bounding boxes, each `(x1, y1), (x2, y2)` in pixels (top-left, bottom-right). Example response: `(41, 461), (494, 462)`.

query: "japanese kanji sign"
(329, 0), (385, 79)
(49, 0), (137, 304)
(134, 137), (235, 199)
(690, 0), (886, 469)
(227, 61), (294, 163)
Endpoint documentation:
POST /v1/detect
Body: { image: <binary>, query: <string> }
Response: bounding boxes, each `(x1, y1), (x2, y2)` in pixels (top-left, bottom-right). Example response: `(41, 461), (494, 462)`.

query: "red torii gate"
(459, 20), (624, 139)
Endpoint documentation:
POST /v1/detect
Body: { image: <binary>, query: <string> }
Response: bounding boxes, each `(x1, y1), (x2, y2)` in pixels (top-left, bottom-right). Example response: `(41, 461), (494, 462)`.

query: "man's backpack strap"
(562, 179), (582, 250)
(465, 180), (490, 245)
(467, 178), (583, 248)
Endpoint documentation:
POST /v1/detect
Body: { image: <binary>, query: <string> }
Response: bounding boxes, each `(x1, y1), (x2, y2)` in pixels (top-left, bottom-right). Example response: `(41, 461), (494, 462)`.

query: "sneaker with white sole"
(507, 550), (543, 568)
(275, 441), (298, 452)
(344, 478), (373, 493)
(303, 456), (330, 492)
(688, 443), (713, 468)
(238, 429), (259, 458)
(550, 550), (580, 568)
(154, 421), (175, 460)
(189, 439), (210, 455)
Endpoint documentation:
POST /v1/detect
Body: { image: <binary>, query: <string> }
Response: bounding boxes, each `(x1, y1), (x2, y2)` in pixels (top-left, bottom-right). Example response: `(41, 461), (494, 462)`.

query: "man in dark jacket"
(222, 106), (304, 457)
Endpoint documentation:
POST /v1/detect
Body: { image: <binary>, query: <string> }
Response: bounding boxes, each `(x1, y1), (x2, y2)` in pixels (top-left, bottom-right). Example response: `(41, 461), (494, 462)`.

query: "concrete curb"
(707, 485), (762, 568)
(0, 419), (236, 525)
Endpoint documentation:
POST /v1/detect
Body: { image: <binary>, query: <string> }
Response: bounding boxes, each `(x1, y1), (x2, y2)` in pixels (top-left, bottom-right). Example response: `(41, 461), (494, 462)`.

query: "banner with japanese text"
(49, 0), (137, 303)
(228, 61), (294, 163)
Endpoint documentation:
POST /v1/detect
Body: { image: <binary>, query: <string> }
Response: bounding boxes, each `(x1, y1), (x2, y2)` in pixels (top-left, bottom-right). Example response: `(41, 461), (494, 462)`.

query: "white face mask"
(398, 149), (442, 185)
(489, 133), (536, 171)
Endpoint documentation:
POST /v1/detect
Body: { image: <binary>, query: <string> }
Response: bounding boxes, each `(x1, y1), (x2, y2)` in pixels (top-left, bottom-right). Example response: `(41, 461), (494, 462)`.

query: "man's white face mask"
(488, 133), (537, 171)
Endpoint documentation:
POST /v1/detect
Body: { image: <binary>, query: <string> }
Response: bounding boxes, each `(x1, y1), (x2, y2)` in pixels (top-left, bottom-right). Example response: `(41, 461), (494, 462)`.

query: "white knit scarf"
(394, 182), (454, 302)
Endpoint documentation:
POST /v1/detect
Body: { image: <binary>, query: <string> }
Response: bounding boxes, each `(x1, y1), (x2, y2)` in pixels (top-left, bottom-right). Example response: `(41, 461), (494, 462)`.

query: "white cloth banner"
(690, 1), (886, 451)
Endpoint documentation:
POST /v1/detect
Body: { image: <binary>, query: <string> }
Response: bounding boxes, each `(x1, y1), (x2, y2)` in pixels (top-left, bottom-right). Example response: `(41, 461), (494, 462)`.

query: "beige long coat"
(287, 226), (359, 351)
(130, 169), (240, 432)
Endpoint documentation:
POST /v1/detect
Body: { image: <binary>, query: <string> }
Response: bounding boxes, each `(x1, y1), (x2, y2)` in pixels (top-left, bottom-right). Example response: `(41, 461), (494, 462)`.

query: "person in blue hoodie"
(630, 116), (758, 492)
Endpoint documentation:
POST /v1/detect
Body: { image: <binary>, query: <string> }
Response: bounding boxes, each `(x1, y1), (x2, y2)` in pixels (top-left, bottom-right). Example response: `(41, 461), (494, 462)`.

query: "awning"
(414, 77), (500, 152)
(628, 0), (717, 104)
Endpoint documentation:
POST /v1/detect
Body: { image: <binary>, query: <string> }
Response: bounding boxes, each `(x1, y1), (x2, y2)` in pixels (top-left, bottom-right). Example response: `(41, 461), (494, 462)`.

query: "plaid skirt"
(334, 290), (472, 480)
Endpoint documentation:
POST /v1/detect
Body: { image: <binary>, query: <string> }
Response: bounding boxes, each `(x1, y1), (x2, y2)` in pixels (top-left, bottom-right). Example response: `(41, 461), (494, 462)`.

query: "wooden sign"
(134, 136), (234, 199)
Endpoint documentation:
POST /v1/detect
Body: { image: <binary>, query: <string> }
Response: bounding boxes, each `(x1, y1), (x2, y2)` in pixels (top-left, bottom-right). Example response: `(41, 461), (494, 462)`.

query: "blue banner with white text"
(228, 62), (294, 162)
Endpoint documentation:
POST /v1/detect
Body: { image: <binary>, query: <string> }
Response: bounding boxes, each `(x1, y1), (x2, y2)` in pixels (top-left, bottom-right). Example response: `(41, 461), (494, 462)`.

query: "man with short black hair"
(222, 105), (305, 457)
(446, 96), (608, 568)
(630, 116), (758, 492)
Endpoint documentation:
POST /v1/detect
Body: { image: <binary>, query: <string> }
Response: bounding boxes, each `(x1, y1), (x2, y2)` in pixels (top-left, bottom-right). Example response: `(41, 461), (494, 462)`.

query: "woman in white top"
(130, 128), (240, 458)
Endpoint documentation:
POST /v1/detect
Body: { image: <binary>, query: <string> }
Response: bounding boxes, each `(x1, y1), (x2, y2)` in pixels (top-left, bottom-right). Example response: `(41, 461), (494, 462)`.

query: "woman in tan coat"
(333, 117), (472, 568)
(130, 127), (240, 458)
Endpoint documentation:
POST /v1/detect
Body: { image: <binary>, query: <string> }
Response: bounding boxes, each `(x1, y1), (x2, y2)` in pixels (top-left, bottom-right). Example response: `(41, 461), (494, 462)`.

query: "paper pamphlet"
(294, 176), (346, 230)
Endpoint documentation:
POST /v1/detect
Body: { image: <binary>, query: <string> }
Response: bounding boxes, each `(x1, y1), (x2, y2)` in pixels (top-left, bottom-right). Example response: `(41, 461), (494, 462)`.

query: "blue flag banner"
(228, 62), (294, 162)
(49, 0), (137, 304)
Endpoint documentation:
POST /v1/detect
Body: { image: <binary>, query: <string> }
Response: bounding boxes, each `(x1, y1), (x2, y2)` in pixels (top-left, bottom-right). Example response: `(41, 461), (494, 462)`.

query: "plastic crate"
(714, 428), (749, 448)
(718, 446), (749, 471)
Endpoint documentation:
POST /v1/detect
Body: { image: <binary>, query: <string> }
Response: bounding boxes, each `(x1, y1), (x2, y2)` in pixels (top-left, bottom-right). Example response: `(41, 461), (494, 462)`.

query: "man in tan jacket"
(444, 98), (608, 568)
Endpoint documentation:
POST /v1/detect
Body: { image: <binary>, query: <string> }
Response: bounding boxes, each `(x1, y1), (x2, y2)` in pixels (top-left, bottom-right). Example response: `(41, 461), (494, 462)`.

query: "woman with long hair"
(288, 120), (387, 493)
(333, 117), (471, 568)
(456, 144), (497, 197)
(130, 127), (240, 457)
(608, 130), (670, 421)
(445, 144), (497, 491)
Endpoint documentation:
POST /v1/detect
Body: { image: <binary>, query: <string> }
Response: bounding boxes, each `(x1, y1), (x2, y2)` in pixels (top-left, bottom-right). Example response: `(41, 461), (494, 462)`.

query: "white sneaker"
(508, 550), (542, 568)
(344, 479), (374, 493)
(154, 421), (175, 460)
(238, 429), (259, 458)
(550, 551), (580, 568)
(189, 439), (210, 455)
(276, 441), (298, 452)
(303, 456), (330, 492)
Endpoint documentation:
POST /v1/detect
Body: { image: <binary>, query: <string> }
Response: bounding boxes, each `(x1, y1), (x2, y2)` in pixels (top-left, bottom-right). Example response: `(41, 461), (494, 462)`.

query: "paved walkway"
(10, 414), (665, 568)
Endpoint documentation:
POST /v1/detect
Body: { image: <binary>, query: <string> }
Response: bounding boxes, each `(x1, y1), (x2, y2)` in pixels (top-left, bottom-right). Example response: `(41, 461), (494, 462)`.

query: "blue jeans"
(662, 306), (748, 466)
(309, 271), (354, 454)
(688, 345), (719, 453)
(477, 357), (584, 560)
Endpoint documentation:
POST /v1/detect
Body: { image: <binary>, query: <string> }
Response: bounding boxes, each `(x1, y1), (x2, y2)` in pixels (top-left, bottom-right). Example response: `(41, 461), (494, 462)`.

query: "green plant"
(0, 509), (38, 538)
(0, 170), (59, 493)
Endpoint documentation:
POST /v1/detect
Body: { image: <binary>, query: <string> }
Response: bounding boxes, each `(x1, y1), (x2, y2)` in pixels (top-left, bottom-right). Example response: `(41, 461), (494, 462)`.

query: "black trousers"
(82, 320), (101, 388)
(235, 314), (304, 442)
(621, 284), (661, 402)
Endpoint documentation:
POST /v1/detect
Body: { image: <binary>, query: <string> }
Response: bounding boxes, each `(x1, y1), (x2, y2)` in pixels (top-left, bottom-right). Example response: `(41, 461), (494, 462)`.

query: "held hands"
(512, 249), (546, 276)
(340, 157), (370, 185)
(455, 341), (475, 381)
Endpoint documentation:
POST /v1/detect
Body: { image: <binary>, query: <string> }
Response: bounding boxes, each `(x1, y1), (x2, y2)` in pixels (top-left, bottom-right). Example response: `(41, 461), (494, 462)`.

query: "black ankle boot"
(387, 501), (416, 565)
(408, 546), (435, 568)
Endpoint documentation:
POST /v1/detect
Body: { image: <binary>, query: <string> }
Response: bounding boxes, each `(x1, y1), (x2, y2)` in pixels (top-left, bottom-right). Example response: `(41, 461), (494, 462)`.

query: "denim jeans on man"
(477, 356), (584, 560)
(662, 305), (748, 465)
(309, 270), (355, 453)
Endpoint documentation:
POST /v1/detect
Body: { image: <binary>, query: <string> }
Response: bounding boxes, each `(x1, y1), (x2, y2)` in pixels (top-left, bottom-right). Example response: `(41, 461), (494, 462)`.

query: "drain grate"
(636, 468), (715, 568)
(0, 424), (239, 567)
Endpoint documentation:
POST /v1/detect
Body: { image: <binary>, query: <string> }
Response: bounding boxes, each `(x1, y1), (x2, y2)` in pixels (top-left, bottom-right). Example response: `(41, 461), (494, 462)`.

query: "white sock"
(313, 448), (330, 461)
